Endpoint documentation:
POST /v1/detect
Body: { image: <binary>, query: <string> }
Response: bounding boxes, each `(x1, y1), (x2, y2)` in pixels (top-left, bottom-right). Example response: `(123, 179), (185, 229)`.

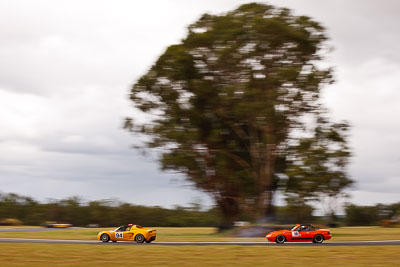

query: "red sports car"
(266, 224), (331, 243)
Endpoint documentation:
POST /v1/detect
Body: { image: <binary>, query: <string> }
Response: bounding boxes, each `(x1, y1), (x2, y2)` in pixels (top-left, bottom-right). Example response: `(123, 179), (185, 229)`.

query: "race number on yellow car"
(97, 224), (156, 243)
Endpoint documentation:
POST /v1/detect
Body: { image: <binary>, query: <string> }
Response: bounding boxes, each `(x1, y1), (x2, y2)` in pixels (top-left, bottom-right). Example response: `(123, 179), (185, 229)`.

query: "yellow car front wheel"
(100, 234), (110, 242)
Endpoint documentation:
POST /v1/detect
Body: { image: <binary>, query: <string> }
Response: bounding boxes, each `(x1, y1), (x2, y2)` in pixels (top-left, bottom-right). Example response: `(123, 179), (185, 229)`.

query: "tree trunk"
(248, 124), (277, 222)
(256, 142), (276, 222)
(217, 197), (240, 231)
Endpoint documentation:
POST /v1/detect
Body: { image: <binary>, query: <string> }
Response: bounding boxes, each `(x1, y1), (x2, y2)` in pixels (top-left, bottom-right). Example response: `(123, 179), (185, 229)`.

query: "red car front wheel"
(275, 235), (286, 244)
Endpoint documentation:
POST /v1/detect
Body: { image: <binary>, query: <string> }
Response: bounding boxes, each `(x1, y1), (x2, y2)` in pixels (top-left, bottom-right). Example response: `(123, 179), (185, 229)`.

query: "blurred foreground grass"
(0, 243), (399, 266)
(0, 226), (399, 241)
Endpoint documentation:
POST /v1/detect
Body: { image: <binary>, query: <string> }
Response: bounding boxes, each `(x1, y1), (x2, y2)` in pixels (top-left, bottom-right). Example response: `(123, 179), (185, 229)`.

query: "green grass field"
(0, 226), (399, 242)
(0, 243), (399, 266)
(0, 227), (399, 266)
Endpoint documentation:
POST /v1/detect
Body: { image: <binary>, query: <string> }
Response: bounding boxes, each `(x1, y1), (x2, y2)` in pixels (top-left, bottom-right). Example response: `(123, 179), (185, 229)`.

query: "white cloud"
(322, 58), (400, 199)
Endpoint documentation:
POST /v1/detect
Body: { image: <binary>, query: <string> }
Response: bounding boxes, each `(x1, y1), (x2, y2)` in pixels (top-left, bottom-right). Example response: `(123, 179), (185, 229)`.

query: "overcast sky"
(0, 0), (399, 210)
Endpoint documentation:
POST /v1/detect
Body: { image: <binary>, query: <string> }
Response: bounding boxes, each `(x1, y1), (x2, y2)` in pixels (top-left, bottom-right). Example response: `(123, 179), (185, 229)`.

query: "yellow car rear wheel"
(135, 234), (145, 243)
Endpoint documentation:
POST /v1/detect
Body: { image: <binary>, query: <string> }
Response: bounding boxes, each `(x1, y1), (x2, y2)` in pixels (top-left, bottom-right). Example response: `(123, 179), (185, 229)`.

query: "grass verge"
(0, 243), (399, 266)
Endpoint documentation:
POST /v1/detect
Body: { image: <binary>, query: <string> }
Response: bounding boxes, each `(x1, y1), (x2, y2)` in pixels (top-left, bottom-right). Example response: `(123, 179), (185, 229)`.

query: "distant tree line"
(0, 193), (398, 227)
(0, 193), (220, 227)
(345, 203), (400, 226)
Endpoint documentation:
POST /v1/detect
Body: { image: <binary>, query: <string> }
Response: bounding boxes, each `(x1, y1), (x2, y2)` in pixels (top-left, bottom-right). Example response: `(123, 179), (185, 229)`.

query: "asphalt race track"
(1, 228), (399, 246)
(0, 238), (399, 246)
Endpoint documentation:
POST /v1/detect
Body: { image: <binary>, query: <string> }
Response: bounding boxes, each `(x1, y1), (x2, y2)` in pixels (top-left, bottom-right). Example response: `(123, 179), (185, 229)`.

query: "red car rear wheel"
(313, 234), (324, 243)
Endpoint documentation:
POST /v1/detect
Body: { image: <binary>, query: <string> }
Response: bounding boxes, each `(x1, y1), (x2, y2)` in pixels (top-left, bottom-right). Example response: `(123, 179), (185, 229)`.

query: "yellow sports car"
(42, 221), (72, 228)
(97, 224), (156, 243)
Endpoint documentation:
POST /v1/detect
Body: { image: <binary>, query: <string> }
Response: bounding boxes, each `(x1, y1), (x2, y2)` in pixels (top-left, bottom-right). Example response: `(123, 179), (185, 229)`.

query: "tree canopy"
(125, 3), (352, 226)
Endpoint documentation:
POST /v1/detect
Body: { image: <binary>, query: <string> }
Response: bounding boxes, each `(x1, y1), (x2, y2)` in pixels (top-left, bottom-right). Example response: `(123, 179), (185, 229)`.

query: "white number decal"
(115, 232), (123, 238)
(292, 231), (301, 237)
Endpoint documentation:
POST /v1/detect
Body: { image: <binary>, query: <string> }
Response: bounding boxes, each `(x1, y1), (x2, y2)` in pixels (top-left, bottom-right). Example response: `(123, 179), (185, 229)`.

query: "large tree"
(125, 3), (351, 226)
(283, 112), (353, 221)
